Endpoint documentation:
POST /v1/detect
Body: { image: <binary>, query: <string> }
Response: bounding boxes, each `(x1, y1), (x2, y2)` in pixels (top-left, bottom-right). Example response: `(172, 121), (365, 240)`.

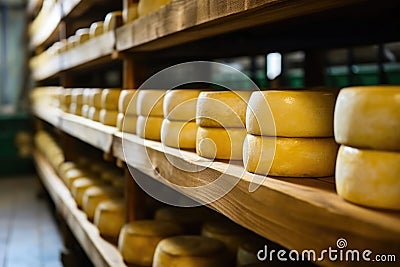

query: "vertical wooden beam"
(304, 49), (326, 87)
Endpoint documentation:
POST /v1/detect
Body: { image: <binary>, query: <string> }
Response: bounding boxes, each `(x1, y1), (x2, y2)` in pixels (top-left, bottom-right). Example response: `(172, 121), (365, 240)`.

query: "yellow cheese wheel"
(137, 90), (165, 117)
(196, 91), (252, 128)
(100, 109), (118, 126)
(101, 89), (121, 110)
(89, 89), (102, 108)
(123, 2), (138, 23)
(243, 135), (338, 177)
(71, 89), (84, 105)
(82, 89), (91, 105)
(163, 89), (201, 121)
(118, 220), (184, 266)
(246, 90), (336, 137)
(81, 104), (90, 118)
(336, 145), (400, 210)
(196, 127), (247, 160)
(71, 177), (104, 208)
(138, 0), (172, 17)
(67, 35), (79, 49)
(118, 89), (137, 115)
(64, 168), (90, 189)
(58, 161), (77, 179)
(161, 120), (197, 149)
(88, 107), (100, 121)
(136, 115), (163, 141)
(75, 28), (90, 44)
(104, 11), (123, 31)
(59, 89), (72, 105)
(153, 236), (227, 267)
(94, 198), (125, 242)
(89, 21), (104, 38)
(69, 103), (82, 116)
(82, 185), (122, 220)
(334, 86), (400, 151)
(116, 113), (137, 133)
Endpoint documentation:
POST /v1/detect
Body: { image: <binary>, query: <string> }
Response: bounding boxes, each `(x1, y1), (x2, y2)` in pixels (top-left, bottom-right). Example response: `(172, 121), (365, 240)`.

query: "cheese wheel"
(336, 145), (400, 210)
(94, 198), (125, 242)
(243, 135), (338, 177)
(71, 89), (84, 105)
(81, 104), (90, 118)
(201, 221), (250, 258)
(123, 2), (138, 23)
(88, 107), (100, 121)
(153, 236), (227, 267)
(67, 35), (79, 49)
(59, 89), (72, 105)
(118, 220), (184, 266)
(58, 161), (77, 179)
(89, 89), (102, 108)
(64, 169), (90, 189)
(82, 89), (91, 105)
(334, 86), (400, 151)
(247, 90), (336, 137)
(75, 28), (90, 44)
(100, 109), (118, 126)
(136, 115), (163, 141)
(89, 21), (104, 38)
(82, 185), (122, 220)
(137, 90), (165, 117)
(196, 127), (247, 160)
(69, 103), (82, 116)
(196, 91), (252, 128)
(161, 120), (197, 149)
(71, 177), (104, 208)
(163, 90), (201, 121)
(138, 0), (172, 17)
(104, 11), (123, 31)
(117, 113), (137, 133)
(101, 89), (121, 110)
(118, 89), (137, 115)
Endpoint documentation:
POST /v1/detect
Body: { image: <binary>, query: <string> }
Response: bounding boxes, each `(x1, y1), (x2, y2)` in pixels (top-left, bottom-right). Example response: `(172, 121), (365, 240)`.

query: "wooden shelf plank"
(32, 106), (62, 128)
(60, 113), (117, 153)
(116, 0), (368, 52)
(113, 132), (400, 267)
(33, 151), (127, 267)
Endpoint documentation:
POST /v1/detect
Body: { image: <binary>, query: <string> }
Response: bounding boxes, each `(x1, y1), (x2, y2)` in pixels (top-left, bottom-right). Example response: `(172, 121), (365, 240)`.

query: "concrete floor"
(0, 176), (63, 267)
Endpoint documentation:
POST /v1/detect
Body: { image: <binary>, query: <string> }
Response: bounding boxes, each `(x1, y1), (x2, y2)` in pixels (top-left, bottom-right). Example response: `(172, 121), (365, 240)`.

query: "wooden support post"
(304, 49), (326, 87)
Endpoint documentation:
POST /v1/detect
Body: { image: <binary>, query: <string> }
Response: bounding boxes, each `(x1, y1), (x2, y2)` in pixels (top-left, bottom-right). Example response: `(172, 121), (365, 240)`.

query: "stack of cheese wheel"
(136, 90), (166, 141)
(94, 198), (125, 243)
(100, 89), (121, 126)
(118, 220), (184, 266)
(244, 90), (338, 177)
(81, 89), (91, 118)
(196, 91), (252, 160)
(161, 90), (200, 150)
(88, 88), (102, 121)
(123, 0), (139, 23)
(34, 131), (65, 169)
(89, 21), (104, 39)
(75, 28), (90, 45)
(70, 89), (84, 116)
(71, 176), (105, 208)
(137, 0), (172, 17)
(104, 11), (123, 32)
(59, 89), (72, 112)
(117, 90), (137, 134)
(334, 86), (400, 210)
(153, 235), (228, 267)
(82, 185), (122, 221)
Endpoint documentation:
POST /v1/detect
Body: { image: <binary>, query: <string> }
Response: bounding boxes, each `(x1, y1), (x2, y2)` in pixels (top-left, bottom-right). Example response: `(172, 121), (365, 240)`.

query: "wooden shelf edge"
(32, 106), (62, 127)
(33, 151), (127, 267)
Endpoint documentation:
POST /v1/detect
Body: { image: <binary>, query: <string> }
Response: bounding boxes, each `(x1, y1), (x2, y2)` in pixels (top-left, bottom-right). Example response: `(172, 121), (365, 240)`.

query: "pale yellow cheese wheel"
(336, 145), (400, 210)
(64, 168), (90, 189)
(334, 86), (400, 151)
(75, 28), (90, 44)
(100, 109), (118, 126)
(196, 91), (252, 128)
(89, 89), (102, 108)
(161, 120), (197, 149)
(82, 185), (122, 220)
(246, 90), (336, 137)
(89, 21), (104, 38)
(88, 107), (100, 122)
(153, 236), (227, 267)
(59, 89), (72, 105)
(69, 103), (82, 116)
(101, 89), (121, 110)
(118, 89), (137, 115)
(81, 104), (90, 118)
(123, 3), (138, 23)
(58, 161), (77, 179)
(82, 89), (92, 105)
(196, 127), (247, 160)
(94, 198), (125, 241)
(71, 178), (104, 208)
(71, 89), (84, 105)
(104, 11), (123, 31)
(67, 35), (79, 49)
(117, 113), (137, 133)
(136, 115), (163, 141)
(138, 0), (172, 17)
(243, 134), (338, 177)
(137, 90), (165, 117)
(118, 220), (184, 266)
(163, 89), (201, 121)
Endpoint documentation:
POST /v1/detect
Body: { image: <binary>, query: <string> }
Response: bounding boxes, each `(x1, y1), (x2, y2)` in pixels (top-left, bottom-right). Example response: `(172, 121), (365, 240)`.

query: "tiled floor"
(0, 176), (63, 267)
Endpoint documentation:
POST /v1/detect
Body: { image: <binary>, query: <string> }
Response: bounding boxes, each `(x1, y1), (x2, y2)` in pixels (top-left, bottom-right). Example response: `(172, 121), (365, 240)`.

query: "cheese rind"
(100, 109), (118, 126)
(89, 21), (104, 38)
(88, 107), (100, 121)
(334, 86), (400, 151)
(243, 135), (338, 177)
(82, 186), (121, 220)
(196, 127), (247, 160)
(118, 89), (137, 115)
(336, 145), (400, 210)
(71, 178), (104, 208)
(161, 120), (197, 149)
(246, 90), (336, 137)
(94, 198), (125, 240)
(101, 89), (121, 110)
(136, 115), (163, 141)
(104, 11), (123, 31)
(69, 103), (82, 116)
(89, 89), (102, 108)
(81, 105), (90, 118)
(196, 91), (252, 128)
(163, 90), (201, 121)
(117, 113), (137, 133)
(137, 90), (165, 117)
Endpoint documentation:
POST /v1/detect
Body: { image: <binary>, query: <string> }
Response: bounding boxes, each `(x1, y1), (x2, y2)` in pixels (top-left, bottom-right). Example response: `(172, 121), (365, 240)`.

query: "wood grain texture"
(33, 151), (127, 267)
(113, 132), (400, 267)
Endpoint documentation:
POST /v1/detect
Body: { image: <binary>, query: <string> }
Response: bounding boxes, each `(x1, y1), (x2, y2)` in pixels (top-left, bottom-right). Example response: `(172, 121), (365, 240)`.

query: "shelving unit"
(28, 0), (400, 266)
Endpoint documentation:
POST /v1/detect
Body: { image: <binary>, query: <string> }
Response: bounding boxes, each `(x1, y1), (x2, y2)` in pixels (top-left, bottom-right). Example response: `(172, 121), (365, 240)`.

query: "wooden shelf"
(33, 151), (127, 267)
(32, 105), (62, 128)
